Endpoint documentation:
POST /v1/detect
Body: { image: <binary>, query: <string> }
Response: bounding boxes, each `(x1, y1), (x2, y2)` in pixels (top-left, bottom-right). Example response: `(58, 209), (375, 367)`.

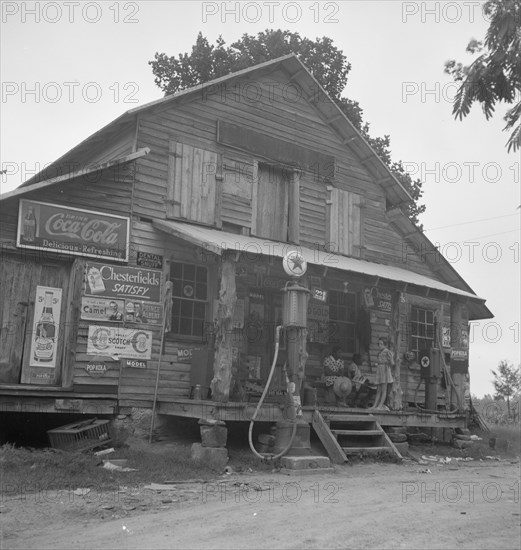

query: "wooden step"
(331, 429), (383, 437)
(342, 447), (392, 455)
(311, 410), (348, 464)
(324, 414), (376, 423)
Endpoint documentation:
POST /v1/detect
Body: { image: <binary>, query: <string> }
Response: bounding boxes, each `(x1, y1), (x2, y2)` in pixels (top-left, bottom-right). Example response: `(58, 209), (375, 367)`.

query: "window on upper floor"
(166, 141), (218, 226)
(252, 163), (299, 243)
(327, 187), (363, 257)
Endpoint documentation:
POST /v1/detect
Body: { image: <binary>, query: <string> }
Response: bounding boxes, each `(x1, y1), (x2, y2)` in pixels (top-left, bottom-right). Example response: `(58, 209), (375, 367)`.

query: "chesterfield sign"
(17, 199), (129, 261)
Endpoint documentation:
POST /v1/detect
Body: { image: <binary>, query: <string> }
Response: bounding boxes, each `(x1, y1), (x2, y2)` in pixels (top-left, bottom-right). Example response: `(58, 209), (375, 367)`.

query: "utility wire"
(424, 213), (519, 232)
(433, 229), (520, 243)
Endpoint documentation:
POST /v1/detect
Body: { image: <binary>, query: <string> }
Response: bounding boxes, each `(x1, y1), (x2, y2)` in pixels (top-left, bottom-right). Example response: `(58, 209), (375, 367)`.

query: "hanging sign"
(84, 261), (162, 302)
(17, 199), (129, 261)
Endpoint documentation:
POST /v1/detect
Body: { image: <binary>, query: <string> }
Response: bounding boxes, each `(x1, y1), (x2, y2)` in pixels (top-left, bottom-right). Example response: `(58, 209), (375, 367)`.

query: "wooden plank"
(376, 421), (404, 460)
(329, 188), (339, 251)
(250, 161), (258, 236)
(217, 121), (336, 178)
(311, 409), (348, 464)
(62, 259), (83, 388)
(288, 171), (300, 244)
(166, 141), (177, 218)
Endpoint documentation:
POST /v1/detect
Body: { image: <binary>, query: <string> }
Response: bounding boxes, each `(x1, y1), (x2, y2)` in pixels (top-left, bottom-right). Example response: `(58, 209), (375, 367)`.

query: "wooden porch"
(156, 398), (466, 429)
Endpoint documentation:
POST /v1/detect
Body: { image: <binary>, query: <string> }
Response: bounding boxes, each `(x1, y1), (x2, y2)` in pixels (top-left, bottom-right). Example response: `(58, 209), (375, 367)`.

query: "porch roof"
(153, 219), (492, 319)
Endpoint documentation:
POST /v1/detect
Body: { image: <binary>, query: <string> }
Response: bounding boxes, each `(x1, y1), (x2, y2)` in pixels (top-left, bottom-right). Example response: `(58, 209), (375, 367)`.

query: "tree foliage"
(444, 0), (521, 152)
(149, 30), (425, 225)
(491, 360), (521, 417)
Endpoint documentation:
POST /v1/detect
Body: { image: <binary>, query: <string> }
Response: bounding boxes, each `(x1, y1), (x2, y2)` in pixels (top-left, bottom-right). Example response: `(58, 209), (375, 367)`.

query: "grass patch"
(0, 439), (217, 491)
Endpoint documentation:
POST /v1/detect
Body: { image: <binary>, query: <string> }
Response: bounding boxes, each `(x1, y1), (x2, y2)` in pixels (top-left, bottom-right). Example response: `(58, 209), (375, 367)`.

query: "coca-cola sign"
(17, 199), (129, 262)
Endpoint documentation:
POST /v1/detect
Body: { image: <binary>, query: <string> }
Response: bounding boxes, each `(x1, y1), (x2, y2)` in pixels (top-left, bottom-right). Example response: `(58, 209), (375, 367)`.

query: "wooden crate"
(47, 419), (111, 452)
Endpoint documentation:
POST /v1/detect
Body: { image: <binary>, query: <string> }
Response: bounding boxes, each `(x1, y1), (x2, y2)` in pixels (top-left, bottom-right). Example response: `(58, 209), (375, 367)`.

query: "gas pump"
(282, 278), (310, 418)
(248, 250), (312, 459)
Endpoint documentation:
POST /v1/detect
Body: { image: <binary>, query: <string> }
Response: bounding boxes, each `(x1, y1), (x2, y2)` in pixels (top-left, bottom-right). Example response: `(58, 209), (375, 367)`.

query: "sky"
(1, 0), (520, 397)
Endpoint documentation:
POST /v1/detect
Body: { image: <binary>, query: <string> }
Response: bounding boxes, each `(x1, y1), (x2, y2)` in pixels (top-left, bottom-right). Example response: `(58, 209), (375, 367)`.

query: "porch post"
(388, 290), (404, 410)
(210, 254), (237, 402)
(450, 301), (466, 410)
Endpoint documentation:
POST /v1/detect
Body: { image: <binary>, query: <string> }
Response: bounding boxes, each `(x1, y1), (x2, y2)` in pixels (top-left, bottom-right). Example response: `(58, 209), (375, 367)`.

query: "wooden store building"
(0, 55), (492, 442)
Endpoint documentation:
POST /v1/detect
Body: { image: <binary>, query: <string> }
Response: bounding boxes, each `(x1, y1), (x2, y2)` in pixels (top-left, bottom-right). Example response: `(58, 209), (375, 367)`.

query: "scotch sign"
(17, 199), (129, 262)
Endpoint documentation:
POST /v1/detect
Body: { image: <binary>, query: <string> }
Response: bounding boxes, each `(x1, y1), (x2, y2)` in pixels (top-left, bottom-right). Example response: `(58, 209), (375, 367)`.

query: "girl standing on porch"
(371, 338), (394, 410)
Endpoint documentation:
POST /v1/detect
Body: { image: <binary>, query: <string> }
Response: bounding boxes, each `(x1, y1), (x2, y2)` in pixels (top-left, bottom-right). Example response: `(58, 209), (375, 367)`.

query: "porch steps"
(311, 410), (348, 464)
(341, 447), (391, 455)
(324, 413), (403, 460)
(331, 429), (382, 437)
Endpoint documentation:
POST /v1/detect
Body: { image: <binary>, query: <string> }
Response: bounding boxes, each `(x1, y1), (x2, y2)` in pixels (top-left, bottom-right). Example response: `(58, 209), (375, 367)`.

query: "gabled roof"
(3, 54), (491, 318)
(18, 54), (412, 207)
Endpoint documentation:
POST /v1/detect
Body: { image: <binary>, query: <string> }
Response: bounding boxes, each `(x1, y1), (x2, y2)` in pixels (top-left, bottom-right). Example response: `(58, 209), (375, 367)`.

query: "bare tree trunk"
(211, 257), (236, 402)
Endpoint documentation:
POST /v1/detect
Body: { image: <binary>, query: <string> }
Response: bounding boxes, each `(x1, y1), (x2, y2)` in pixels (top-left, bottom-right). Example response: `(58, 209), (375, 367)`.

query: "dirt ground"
(1, 458), (519, 550)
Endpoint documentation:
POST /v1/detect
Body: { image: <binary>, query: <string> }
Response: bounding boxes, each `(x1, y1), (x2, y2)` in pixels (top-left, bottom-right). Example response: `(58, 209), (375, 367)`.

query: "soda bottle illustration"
(33, 291), (56, 363)
(23, 206), (36, 242)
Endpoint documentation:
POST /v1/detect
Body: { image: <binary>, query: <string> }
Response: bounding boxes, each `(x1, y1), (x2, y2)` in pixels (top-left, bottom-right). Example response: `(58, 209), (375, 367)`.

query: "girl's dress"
(376, 347), (394, 384)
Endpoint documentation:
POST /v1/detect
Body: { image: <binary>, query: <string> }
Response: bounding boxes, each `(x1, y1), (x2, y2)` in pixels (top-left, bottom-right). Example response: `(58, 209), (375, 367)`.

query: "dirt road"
(2, 461), (520, 549)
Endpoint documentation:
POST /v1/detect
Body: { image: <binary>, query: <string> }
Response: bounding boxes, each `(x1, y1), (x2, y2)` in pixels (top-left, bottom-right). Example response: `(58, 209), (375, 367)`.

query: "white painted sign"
(87, 326), (152, 359)
(30, 285), (62, 369)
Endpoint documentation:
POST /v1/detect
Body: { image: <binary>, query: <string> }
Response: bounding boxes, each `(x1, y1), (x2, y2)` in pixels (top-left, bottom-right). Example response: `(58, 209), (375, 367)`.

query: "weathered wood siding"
(0, 165), (134, 391)
(132, 69), (438, 281)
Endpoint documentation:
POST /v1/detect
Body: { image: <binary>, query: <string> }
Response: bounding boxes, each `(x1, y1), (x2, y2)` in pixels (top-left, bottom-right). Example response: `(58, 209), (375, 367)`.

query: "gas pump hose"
(248, 325), (297, 461)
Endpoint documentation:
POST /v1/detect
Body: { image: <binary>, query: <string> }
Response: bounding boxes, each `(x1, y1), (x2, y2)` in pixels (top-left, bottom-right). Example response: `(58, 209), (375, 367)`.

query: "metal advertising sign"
(136, 251), (163, 269)
(451, 348), (469, 374)
(17, 199), (129, 261)
(363, 287), (393, 313)
(123, 299), (162, 325)
(85, 362), (109, 377)
(87, 326), (153, 359)
(29, 285), (63, 369)
(81, 297), (125, 322)
(84, 261), (163, 302)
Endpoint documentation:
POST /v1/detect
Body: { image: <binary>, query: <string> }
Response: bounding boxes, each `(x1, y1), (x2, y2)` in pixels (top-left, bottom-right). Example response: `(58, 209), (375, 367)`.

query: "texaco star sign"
(282, 250), (307, 278)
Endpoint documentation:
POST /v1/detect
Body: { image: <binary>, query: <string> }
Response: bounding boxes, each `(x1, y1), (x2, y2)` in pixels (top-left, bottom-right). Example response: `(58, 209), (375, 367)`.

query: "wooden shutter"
(167, 141), (218, 225)
(252, 164), (289, 240)
(327, 187), (363, 257)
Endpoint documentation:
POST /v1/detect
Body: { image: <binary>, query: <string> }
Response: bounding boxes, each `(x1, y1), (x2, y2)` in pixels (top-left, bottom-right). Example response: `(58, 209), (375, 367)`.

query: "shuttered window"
(252, 163), (299, 243)
(166, 141), (218, 225)
(327, 187), (363, 257)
